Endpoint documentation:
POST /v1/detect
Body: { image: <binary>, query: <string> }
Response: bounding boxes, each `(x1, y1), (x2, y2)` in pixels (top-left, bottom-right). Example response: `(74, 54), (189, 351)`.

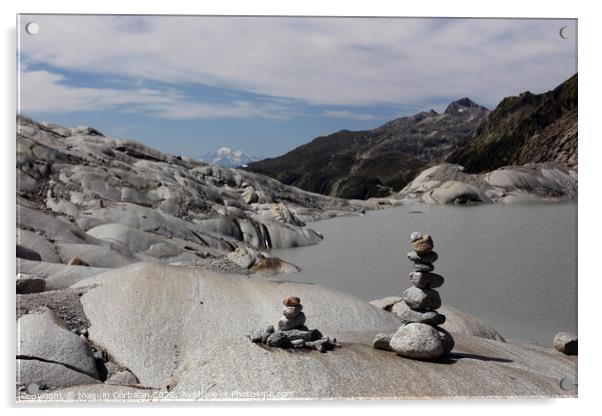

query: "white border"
(2, 0), (600, 415)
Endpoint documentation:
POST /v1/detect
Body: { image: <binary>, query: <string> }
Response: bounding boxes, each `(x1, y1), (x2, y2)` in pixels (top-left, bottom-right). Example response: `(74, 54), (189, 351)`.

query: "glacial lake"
(271, 202), (577, 346)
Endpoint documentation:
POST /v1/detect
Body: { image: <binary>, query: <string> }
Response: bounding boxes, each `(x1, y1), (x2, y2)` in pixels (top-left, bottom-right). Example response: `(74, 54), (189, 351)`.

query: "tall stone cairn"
(372, 232), (454, 360)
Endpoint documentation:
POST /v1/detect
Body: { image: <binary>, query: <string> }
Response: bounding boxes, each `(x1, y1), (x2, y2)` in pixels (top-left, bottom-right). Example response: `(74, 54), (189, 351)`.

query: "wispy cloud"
(18, 68), (297, 120)
(322, 110), (376, 121)
(18, 15), (576, 114)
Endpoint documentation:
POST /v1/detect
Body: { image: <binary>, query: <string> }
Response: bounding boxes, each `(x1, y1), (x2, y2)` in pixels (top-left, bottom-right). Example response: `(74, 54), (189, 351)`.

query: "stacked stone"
(250, 297), (338, 353)
(373, 232), (454, 360)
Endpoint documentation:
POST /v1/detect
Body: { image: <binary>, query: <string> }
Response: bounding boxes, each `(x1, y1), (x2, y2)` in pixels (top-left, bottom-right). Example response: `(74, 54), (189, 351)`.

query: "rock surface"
(17, 309), (100, 390)
(399, 163), (577, 204)
(15, 263), (576, 400)
(17, 115), (371, 278)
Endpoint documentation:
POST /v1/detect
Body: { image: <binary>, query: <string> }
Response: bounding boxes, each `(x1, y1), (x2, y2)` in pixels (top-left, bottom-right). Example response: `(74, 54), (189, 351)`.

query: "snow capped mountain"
(199, 147), (263, 168)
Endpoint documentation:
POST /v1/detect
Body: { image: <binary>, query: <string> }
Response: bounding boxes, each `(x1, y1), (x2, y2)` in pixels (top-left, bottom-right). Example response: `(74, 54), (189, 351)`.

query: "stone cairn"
(372, 232), (454, 360)
(250, 297), (338, 352)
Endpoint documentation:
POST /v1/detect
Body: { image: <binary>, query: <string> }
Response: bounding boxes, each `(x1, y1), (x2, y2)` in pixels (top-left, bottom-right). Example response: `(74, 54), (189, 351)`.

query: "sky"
(17, 15), (577, 158)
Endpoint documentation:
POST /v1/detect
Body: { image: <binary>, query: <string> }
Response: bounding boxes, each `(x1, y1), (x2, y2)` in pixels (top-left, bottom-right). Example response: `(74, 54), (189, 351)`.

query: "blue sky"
(18, 16), (577, 158)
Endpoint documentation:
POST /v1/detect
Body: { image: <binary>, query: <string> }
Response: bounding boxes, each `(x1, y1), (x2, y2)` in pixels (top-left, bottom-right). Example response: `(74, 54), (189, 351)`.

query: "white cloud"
(18, 16), (577, 109)
(322, 110), (376, 120)
(18, 68), (295, 119)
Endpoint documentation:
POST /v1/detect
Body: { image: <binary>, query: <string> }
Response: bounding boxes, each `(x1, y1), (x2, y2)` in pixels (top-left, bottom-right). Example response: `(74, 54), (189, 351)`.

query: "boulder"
(17, 229), (61, 263)
(553, 332), (578, 355)
(226, 246), (263, 269)
(17, 309), (99, 385)
(16, 245), (41, 261)
(250, 256), (301, 276)
(389, 323), (444, 360)
(16, 273), (46, 294)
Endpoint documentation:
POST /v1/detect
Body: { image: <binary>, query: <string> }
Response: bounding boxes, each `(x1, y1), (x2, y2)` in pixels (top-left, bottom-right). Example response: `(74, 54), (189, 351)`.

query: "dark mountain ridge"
(447, 74), (577, 172)
(247, 98), (489, 199)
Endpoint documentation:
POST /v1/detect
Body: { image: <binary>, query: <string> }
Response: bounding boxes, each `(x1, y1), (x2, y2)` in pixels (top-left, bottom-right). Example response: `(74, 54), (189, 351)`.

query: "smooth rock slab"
(17, 309), (99, 379)
(402, 286), (441, 310)
(409, 271), (444, 289)
(16, 359), (100, 390)
(389, 323), (444, 360)
(553, 332), (578, 355)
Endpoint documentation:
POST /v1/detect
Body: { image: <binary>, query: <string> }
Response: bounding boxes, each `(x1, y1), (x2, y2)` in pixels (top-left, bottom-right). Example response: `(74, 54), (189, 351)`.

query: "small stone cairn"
(373, 232), (454, 360)
(250, 297), (338, 352)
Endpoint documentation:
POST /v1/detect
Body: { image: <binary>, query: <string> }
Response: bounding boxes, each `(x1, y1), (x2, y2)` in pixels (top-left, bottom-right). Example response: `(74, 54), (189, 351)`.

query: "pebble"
(277, 312), (306, 330)
(407, 250), (438, 264)
(372, 333), (394, 351)
(413, 262), (435, 272)
(283, 297), (301, 306)
(411, 233), (434, 254)
(282, 305), (303, 319)
(398, 309), (446, 325)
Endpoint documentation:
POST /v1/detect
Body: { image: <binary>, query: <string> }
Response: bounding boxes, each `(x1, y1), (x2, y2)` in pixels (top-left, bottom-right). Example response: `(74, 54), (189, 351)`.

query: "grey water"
(272, 202), (577, 346)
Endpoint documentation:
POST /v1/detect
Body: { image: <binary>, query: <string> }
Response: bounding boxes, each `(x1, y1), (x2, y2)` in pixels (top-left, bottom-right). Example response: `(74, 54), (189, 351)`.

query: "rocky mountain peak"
(444, 97), (486, 116)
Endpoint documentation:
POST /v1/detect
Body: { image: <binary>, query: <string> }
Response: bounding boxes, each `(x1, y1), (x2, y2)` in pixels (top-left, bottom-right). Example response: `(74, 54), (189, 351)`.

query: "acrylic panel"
(16, 14), (578, 402)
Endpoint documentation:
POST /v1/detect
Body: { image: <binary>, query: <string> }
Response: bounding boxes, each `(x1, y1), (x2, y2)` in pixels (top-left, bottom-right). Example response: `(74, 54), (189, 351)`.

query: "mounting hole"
(25, 22), (39, 35)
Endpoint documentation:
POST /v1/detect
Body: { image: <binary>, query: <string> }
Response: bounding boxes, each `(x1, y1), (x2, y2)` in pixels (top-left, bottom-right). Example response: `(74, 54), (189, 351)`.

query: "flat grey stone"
(278, 312), (306, 330)
(402, 286), (441, 310)
(407, 250), (438, 264)
(409, 271), (444, 289)
(398, 309), (446, 325)
(282, 305), (303, 319)
(413, 263), (435, 272)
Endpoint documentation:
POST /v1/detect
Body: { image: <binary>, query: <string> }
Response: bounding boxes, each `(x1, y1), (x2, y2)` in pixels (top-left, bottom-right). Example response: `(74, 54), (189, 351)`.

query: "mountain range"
(247, 74), (577, 199)
(198, 147), (262, 168)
